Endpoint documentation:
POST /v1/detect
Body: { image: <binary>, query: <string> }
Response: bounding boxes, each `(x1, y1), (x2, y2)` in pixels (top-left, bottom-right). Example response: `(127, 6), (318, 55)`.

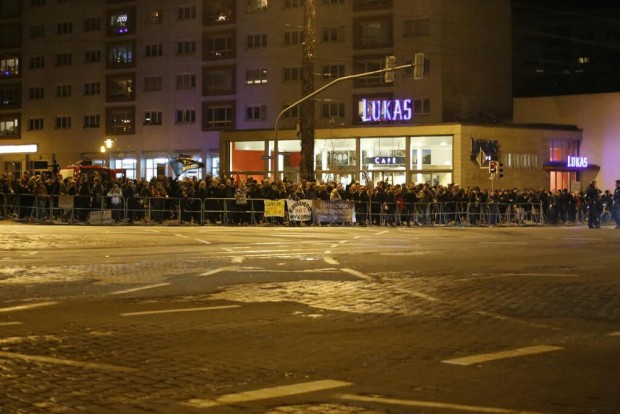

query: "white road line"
(500, 273), (579, 278)
(200, 266), (237, 276)
(442, 345), (563, 366)
(339, 394), (545, 414)
(0, 302), (58, 313)
(375, 231), (388, 235)
(110, 283), (171, 295)
(341, 268), (372, 281)
(0, 351), (135, 372)
(608, 332), (620, 337)
(184, 379), (352, 408)
(0, 322), (22, 327)
(195, 239), (212, 244)
(175, 234), (190, 239)
(323, 256), (339, 265)
(120, 305), (240, 317)
(231, 256), (244, 264)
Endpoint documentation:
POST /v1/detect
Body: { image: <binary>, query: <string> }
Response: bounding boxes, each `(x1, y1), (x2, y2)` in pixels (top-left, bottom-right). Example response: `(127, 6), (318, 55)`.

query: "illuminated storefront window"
(315, 138), (356, 184)
(410, 135), (452, 186)
(113, 158), (137, 180)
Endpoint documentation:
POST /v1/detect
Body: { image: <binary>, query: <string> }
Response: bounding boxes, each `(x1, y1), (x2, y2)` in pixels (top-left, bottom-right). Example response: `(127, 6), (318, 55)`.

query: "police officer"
(586, 180), (601, 229)
(613, 179), (620, 229)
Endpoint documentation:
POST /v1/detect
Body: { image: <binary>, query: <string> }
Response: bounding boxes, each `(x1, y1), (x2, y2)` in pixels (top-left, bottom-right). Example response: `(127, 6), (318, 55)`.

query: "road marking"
(0, 322), (22, 327)
(609, 332), (620, 337)
(110, 283), (171, 295)
(442, 345), (563, 366)
(184, 379), (352, 408)
(0, 302), (58, 313)
(324, 256), (339, 265)
(339, 394), (545, 414)
(341, 268), (372, 281)
(195, 239), (212, 245)
(231, 256), (244, 264)
(199, 266), (237, 276)
(375, 231), (388, 235)
(0, 351), (135, 372)
(175, 234), (190, 239)
(120, 305), (240, 317)
(477, 311), (561, 331)
(500, 273), (579, 278)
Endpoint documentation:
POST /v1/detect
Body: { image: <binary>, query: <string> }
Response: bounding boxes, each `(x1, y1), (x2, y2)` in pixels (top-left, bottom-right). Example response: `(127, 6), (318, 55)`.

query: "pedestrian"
(613, 179), (620, 229)
(586, 180), (601, 229)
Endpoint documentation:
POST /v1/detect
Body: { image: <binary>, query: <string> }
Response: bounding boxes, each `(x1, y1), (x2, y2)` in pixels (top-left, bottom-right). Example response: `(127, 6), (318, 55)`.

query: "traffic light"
(384, 55), (396, 83)
(413, 53), (425, 80)
(498, 162), (504, 178)
(489, 161), (498, 174)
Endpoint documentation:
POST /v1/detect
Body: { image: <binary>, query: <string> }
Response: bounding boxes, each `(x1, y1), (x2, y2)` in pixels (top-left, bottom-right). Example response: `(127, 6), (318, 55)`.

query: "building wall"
(514, 93), (620, 191)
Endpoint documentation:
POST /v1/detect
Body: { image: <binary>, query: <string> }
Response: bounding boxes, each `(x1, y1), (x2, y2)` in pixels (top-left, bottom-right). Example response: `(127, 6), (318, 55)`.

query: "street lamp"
(100, 138), (114, 166)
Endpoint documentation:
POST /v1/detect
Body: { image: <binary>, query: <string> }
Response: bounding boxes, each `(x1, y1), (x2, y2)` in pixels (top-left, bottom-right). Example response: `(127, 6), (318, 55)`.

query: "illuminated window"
(144, 9), (162, 24)
(205, 32), (235, 58)
(144, 111), (162, 125)
(106, 74), (135, 101)
(110, 13), (129, 34)
(106, 107), (135, 135)
(246, 69), (267, 85)
(0, 116), (19, 137)
(1, 57), (19, 76)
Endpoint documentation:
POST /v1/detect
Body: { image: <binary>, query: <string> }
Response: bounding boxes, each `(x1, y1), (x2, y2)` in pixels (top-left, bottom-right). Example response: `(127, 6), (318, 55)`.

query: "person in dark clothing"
(613, 180), (620, 229)
(586, 180), (601, 229)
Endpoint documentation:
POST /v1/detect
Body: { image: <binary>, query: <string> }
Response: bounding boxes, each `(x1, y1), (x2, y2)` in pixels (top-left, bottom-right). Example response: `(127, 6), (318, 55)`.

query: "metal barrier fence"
(0, 192), (560, 226)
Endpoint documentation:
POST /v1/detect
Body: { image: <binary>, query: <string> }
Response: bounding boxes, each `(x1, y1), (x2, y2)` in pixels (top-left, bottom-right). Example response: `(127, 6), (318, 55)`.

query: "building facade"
(0, 0), (514, 181)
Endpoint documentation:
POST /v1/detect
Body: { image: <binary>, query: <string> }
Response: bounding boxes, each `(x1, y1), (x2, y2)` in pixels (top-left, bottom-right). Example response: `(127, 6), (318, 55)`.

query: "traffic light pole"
(271, 62), (414, 177)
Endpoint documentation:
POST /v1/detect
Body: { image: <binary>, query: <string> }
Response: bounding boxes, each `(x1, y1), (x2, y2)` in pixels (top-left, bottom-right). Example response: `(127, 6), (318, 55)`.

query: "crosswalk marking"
(120, 305), (240, 317)
(111, 283), (170, 295)
(184, 379), (352, 408)
(442, 345), (563, 366)
(0, 351), (135, 372)
(0, 302), (58, 313)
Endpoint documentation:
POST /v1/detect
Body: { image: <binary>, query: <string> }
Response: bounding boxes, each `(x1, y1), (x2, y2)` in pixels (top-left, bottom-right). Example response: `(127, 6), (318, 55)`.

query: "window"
(354, 58), (384, 85)
(282, 103), (299, 119)
(1, 57), (20, 76)
(283, 30), (304, 46)
(283, 67), (303, 82)
(83, 114), (100, 128)
(106, 107), (135, 135)
(55, 116), (71, 129)
(203, 103), (234, 129)
(29, 87), (44, 99)
(322, 65), (344, 79)
(145, 43), (163, 57)
(108, 10), (134, 35)
(204, 66), (235, 95)
(176, 73), (196, 89)
(246, 105), (266, 121)
(205, 32), (235, 58)
(56, 84), (72, 97)
(84, 82), (101, 96)
(246, 0), (268, 12)
(144, 76), (163, 92)
(353, 0), (391, 10)
(177, 40), (196, 55)
(29, 56), (44, 69)
(246, 69), (267, 85)
(0, 85), (20, 107)
(247, 33), (267, 48)
(177, 5), (196, 20)
(84, 17), (102, 32)
(204, 0), (235, 24)
(144, 111), (162, 125)
(144, 9), (162, 24)
(176, 109), (196, 124)
(28, 118), (44, 131)
(84, 50), (101, 63)
(354, 17), (392, 49)
(322, 102), (345, 118)
(322, 26), (345, 43)
(107, 42), (135, 68)
(56, 21), (72, 35)
(404, 18), (430, 37)
(107, 74), (135, 101)
(56, 53), (72, 67)
(413, 98), (430, 114)
(0, 116), (19, 137)
(29, 24), (45, 38)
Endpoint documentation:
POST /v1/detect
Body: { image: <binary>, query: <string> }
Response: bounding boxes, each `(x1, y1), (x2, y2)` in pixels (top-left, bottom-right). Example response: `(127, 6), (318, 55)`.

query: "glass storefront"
(228, 134), (454, 185)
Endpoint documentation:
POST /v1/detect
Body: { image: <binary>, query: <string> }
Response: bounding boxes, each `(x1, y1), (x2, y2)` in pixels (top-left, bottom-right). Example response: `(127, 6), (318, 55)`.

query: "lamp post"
(100, 139), (114, 167)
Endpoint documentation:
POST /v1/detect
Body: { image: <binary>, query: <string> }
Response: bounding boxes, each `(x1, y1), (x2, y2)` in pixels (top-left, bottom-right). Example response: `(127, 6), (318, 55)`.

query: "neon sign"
(567, 155), (588, 168)
(360, 99), (412, 123)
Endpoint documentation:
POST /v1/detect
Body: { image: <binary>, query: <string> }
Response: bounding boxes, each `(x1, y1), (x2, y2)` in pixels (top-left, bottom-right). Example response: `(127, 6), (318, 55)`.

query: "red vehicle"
(59, 161), (126, 182)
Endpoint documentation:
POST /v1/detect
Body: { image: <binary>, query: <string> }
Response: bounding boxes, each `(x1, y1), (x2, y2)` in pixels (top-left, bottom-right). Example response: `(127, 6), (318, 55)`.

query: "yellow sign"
(264, 200), (285, 217)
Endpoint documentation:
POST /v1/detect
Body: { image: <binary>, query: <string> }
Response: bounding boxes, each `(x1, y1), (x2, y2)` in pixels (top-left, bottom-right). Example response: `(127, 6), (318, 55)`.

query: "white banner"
(286, 199), (313, 222)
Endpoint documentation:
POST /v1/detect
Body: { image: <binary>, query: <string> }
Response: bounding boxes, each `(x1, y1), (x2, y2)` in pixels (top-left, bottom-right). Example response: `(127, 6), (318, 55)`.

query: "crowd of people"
(1, 169), (619, 228)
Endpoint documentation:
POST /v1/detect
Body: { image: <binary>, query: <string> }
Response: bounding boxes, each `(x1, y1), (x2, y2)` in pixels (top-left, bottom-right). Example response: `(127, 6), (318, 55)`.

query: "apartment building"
(1, 0), (593, 189)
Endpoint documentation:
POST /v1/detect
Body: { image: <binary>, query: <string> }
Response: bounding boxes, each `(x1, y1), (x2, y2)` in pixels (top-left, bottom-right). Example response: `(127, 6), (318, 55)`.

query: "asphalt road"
(0, 223), (619, 413)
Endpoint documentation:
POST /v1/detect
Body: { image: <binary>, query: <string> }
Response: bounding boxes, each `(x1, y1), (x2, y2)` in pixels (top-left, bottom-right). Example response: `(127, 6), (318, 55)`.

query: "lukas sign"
(360, 98), (412, 123)
(567, 155), (588, 168)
